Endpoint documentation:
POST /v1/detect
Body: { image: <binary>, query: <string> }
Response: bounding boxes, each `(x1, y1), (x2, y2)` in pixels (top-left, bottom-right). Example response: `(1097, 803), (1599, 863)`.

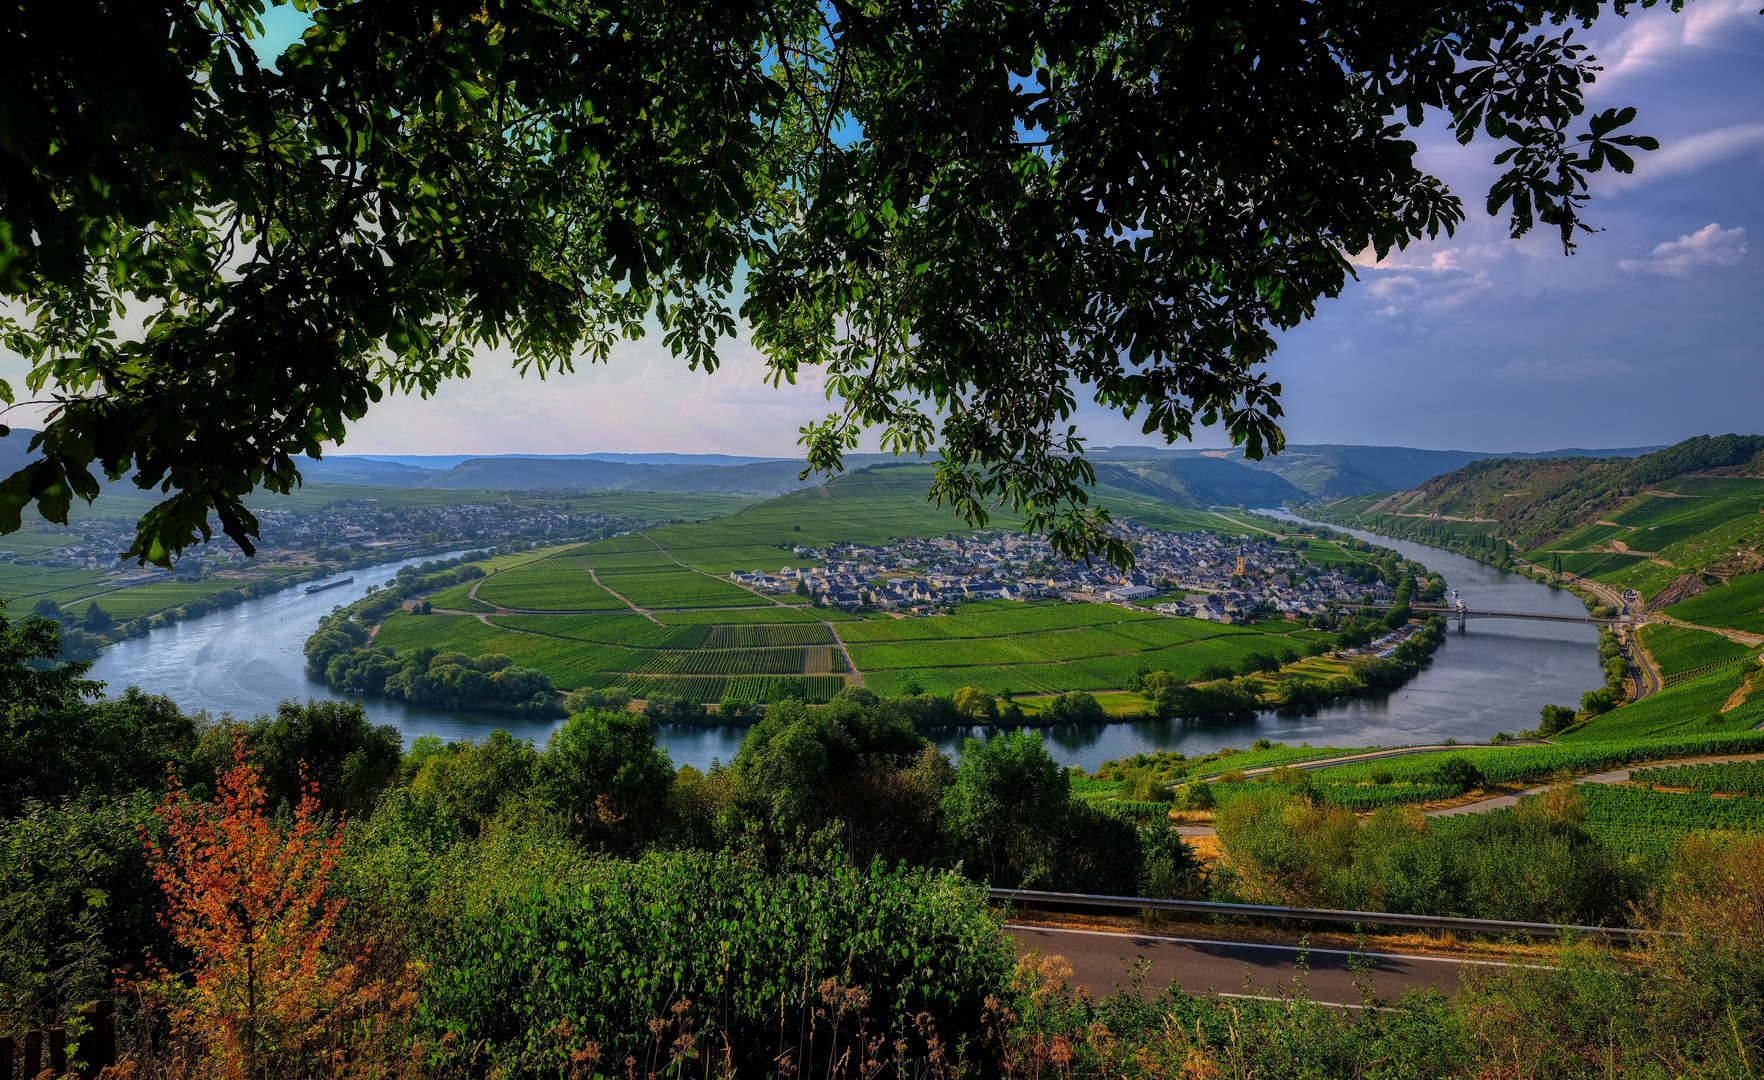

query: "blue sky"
(6, 3), (1761, 458)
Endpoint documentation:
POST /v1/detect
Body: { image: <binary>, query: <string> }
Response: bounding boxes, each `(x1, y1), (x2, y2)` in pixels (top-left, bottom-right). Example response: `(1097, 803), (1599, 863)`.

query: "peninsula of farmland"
(367, 465), (1360, 704)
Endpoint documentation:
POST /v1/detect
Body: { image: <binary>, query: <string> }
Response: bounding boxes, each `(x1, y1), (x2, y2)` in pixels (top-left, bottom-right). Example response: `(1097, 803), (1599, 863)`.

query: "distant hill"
(0, 423), (1675, 514)
(1091, 443), (1667, 499)
(1091, 456), (1307, 508)
(1313, 434), (1764, 602)
(414, 453), (915, 493)
(325, 450), (790, 469)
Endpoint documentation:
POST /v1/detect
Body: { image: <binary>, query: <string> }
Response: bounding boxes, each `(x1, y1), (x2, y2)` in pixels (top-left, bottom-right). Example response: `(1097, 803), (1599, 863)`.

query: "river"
(86, 517), (1606, 772)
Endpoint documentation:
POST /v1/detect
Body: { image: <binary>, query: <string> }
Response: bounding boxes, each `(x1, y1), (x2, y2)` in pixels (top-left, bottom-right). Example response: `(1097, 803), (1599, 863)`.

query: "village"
(730, 525), (1399, 621)
(5, 497), (615, 581)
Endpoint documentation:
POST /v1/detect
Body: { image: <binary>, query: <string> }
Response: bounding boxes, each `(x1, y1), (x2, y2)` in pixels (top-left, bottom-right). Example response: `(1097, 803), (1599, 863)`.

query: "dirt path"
(1430, 753), (1764, 817)
(826, 622), (864, 687)
(1647, 610), (1764, 647)
(1169, 752), (1764, 837)
(638, 532), (793, 608)
(578, 560), (660, 624)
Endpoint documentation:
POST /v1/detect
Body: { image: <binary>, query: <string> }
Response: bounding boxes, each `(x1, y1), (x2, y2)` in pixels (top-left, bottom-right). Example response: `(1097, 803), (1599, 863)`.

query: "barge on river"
(304, 575), (355, 594)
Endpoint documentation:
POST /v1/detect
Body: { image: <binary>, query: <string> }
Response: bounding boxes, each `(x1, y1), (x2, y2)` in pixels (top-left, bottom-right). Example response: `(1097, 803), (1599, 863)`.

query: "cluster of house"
(728, 527), (1396, 617)
(248, 500), (602, 557)
(10, 499), (627, 585)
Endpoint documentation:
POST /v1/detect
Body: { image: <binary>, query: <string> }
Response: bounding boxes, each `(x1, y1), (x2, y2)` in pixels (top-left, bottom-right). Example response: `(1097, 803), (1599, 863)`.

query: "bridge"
(1348, 601), (1629, 631)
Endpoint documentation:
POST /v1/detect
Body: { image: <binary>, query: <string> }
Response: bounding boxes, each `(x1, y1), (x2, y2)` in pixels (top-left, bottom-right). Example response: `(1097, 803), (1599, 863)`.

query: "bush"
(1118, 767), (1172, 803)
(1435, 756), (1485, 794)
(1174, 782), (1215, 811)
(419, 845), (1013, 1077)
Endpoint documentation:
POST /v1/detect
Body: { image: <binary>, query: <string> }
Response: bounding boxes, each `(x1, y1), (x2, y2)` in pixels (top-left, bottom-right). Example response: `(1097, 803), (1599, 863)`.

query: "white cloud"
(1492, 357), (1634, 383)
(1618, 223), (1749, 276)
(1595, 0), (1761, 85)
(331, 330), (852, 457)
(1358, 266), (1492, 317)
(1365, 274), (1420, 298)
(1598, 120), (1764, 192)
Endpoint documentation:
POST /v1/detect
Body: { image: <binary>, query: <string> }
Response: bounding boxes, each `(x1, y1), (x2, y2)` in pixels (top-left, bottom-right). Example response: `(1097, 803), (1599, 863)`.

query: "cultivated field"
(389, 466), (1309, 703)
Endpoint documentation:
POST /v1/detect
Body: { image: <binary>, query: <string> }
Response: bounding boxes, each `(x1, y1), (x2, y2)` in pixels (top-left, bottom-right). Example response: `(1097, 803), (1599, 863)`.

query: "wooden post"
(20, 1032), (40, 1080)
(48, 1026), (68, 1076)
(78, 1001), (117, 1078)
(1, 1034), (15, 1080)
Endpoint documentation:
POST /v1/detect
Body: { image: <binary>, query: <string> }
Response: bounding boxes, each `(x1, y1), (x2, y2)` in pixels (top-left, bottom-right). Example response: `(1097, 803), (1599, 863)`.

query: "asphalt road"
(1007, 925), (1519, 1008)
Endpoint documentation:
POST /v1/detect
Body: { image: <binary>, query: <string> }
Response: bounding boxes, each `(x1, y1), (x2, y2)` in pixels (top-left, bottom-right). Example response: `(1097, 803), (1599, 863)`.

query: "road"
(1006, 926), (1516, 1006)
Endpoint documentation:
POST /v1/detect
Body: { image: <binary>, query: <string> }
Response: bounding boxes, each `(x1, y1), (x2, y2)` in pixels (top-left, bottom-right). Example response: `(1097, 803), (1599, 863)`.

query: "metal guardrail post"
(989, 887), (1652, 942)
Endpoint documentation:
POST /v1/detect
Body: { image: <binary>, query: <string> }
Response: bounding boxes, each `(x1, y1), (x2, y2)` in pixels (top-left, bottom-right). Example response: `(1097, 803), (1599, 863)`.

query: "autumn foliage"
(141, 732), (418, 1079)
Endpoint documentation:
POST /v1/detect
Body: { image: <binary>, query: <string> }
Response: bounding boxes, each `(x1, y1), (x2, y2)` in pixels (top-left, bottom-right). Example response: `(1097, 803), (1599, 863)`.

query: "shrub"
(1435, 756), (1485, 794)
(1174, 782), (1215, 811)
(419, 845), (1012, 1077)
(1118, 767), (1172, 803)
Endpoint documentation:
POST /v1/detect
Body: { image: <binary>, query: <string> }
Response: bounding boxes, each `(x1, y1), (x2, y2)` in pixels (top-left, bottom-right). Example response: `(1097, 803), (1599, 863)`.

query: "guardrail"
(988, 888), (1653, 943)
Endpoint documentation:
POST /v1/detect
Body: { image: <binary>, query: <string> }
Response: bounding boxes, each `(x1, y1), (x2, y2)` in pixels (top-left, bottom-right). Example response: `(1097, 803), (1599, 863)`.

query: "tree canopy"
(1, 0), (1664, 565)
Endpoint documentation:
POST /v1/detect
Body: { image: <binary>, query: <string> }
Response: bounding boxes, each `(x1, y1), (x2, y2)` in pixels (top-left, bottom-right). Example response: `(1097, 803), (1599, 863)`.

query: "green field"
(1578, 783), (1764, 857)
(1562, 666), (1761, 741)
(1664, 572), (1764, 634)
(356, 465), (1312, 704)
(473, 557), (628, 611)
(1638, 624), (1755, 677)
(61, 579), (253, 621)
(1631, 760), (1764, 796)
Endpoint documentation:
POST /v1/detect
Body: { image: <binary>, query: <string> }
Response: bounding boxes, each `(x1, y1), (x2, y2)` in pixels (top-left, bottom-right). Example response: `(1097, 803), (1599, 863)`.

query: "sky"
(5, 3), (1761, 459)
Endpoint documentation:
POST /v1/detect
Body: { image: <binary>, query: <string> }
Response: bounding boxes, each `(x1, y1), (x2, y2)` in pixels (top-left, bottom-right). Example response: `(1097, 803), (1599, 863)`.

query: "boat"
(304, 575), (355, 594)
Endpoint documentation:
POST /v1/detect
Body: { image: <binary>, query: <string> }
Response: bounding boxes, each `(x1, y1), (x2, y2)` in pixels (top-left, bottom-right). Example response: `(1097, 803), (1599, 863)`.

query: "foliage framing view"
(0, 0), (1662, 567)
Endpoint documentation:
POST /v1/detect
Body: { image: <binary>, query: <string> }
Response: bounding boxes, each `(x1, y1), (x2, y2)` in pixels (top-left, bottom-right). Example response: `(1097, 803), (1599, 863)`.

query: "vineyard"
(1665, 571), (1764, 634)
(1561, 664), (1762, 741)
(1210, 779), (1461, 810)
(1630, 760), (1764, 796)
(1309, 731), (1764, 790)
(472, 557), (627, 611)
(616, 674), (849, 705)
(705, 623), (835, 647)
(1579, 783), (1764, 856)
(1639, 623), (1754, 677)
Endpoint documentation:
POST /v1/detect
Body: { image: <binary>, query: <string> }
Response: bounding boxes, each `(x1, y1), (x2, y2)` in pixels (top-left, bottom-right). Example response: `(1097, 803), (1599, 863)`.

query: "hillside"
(1088, 442), (1665, 499)
(1313, 434), (1764, 604)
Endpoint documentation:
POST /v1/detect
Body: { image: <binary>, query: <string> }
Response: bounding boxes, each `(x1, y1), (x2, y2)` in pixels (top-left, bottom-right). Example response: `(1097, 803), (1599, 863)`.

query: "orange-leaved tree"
(143, 731), (350, 1077)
